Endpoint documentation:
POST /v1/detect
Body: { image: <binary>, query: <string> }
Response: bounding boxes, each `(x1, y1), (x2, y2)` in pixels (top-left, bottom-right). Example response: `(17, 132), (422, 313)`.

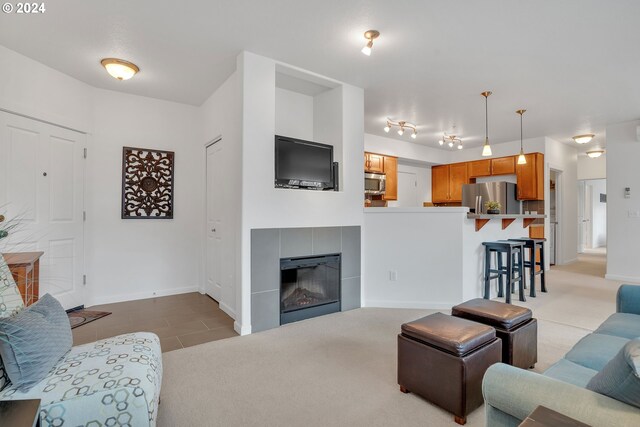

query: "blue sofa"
(482, 284), (640, 426)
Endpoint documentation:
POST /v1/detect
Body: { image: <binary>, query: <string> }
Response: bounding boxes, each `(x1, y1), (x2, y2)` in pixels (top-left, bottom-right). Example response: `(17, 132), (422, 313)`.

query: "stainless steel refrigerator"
(462, 182), (521, 214)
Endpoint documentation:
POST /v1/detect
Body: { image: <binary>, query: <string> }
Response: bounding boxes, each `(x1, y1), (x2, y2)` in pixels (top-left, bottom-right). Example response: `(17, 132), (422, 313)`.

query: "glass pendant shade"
(517, 152), (527, 164)
(482, 140), (492, 156)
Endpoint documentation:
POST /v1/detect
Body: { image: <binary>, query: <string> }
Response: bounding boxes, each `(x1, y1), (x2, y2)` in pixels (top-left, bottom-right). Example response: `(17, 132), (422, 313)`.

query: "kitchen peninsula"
(362, 207), (545, 309)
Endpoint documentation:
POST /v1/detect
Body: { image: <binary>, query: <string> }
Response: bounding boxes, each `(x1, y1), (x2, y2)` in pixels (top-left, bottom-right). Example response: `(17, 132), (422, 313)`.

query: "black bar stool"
(482, 241), (526, 304)
(509, 238), (547, 297)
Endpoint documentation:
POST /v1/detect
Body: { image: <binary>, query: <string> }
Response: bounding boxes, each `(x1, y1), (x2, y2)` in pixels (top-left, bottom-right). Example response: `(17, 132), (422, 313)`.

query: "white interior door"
(0, 112), (85, 309)
(206, 142), (223, 302)
(583, 184), (593, 249)
(396, 172), (418, 207)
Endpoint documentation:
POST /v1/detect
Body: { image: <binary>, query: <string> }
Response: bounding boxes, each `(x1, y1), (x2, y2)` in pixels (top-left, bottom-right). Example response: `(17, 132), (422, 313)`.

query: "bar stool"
(482, 241), (526, 304)
(508, 238), (547, 297)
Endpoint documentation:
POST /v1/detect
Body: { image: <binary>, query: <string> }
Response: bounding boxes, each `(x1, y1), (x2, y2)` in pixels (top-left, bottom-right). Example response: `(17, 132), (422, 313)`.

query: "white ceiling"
(1, 0), (638, 152)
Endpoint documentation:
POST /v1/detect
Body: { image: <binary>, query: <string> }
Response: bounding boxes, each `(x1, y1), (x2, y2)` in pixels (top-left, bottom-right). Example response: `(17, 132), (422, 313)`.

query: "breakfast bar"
(363, 207), (546, 309)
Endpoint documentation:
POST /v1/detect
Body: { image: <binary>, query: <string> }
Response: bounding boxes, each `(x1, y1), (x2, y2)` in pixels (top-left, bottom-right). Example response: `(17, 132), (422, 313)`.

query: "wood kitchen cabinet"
(516, 153), (544, 200)
(468, 159), (491, 177)
(491, 156), (516, 175)
(431, 163), (469, 203)
(364, 153), (384, 173)
(383, 156), (398, 200)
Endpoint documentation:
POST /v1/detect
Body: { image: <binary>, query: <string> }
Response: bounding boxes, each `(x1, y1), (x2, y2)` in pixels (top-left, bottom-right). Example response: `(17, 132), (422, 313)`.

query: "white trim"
(219, 301), (236, 320)
(87, 285), (199, 307)
(605, 274), (640, 283)
(363, 300), (457, 310)
(0, 107), (88, 134)
(234, 321), (251, 335)
(557, 258), (578, 265)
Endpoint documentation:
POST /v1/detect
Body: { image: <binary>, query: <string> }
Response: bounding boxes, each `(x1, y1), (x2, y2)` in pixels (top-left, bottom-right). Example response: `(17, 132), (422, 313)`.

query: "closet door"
(0, 112), (86, 309)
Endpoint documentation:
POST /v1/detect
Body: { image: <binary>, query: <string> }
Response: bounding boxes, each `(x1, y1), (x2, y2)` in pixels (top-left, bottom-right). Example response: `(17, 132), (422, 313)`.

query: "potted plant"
(484, 200), (502, 214)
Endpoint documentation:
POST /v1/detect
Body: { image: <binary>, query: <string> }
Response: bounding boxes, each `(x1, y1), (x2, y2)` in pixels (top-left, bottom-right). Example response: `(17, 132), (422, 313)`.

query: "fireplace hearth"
(280, 253), (341, 325)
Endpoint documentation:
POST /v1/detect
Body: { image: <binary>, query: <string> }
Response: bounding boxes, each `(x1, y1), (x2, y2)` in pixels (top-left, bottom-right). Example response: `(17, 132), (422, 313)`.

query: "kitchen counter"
(467, 213), (546, 219)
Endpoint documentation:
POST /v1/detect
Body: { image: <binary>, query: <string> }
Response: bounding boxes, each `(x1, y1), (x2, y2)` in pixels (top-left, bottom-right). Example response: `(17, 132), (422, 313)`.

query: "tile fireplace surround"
(251, 226), (361, 333)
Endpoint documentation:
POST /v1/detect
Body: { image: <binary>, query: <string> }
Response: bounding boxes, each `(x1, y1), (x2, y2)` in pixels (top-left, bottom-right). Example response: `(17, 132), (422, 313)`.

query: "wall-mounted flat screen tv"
(275, 135), (335, 190)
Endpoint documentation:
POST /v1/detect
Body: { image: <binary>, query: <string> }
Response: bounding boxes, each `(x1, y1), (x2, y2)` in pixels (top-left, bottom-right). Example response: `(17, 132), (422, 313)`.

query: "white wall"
(590, 179), (607, 248)
(86, 89), (202, 305)
(201, 70), (243, 321)
(275, 88), (313, 140)
(578, 154), (606, 180)
(606, 120), (640, 282)
(387, 162), (432, 206)
(0, 45), (206, 307)
(0, 45), (93, 133)
(239, 52), (364, 333)
(364, 133), (450, 165)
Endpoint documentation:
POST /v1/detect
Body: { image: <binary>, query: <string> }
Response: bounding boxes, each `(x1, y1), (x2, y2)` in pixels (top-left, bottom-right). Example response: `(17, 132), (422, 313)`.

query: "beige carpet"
(158, 253), (618, 427)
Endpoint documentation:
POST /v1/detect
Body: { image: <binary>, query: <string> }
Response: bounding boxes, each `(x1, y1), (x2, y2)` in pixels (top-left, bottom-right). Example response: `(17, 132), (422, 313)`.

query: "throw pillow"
(587, 337), (640, 408)
(0, 293), (72, 392)
(0, 254), (24, 391)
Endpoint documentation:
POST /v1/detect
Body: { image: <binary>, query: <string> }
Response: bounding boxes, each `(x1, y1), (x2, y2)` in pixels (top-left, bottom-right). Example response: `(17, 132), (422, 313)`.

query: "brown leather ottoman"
(397, 312), (502, 425)
(452, 298), (537, 369)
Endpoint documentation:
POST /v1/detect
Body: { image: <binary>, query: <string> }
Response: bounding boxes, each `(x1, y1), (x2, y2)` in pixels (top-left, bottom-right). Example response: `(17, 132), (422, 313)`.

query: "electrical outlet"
(389, 270), (398, 281)
(628, 210), (640, 218)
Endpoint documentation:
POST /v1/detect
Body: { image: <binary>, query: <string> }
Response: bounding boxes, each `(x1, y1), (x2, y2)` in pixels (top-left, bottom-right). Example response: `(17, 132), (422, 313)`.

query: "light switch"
(628, 210), (640, 218)
(389, 270), (398, 281)
(625, 187), (631, 199)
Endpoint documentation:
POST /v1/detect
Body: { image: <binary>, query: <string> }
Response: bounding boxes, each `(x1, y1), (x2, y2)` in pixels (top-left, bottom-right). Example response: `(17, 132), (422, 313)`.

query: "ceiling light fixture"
(516, 109), (527, 165)
(481, 91), (493, 157)
(101, 58), (139, 80)
(587, 149), (605, 158)
(383, 119), (417, 139)
(572, 134), (595, 144)
(361, 30), (380, 56)
(439, 133), (463, 150)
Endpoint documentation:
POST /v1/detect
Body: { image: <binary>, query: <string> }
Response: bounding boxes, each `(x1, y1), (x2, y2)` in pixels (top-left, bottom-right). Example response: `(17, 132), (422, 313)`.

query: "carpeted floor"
(157, 253), (620, 427)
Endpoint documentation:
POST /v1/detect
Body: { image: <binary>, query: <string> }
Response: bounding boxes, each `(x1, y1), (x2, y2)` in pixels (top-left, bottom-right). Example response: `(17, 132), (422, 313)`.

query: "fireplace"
(280, 253), (341, 325)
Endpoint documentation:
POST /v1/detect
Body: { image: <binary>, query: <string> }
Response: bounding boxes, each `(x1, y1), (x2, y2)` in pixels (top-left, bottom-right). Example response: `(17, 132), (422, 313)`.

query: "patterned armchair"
(0, 255), (163, 427)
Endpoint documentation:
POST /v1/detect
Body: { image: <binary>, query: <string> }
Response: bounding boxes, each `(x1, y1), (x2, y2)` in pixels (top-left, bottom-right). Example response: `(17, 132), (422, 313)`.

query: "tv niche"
(274, 135), (339, 191)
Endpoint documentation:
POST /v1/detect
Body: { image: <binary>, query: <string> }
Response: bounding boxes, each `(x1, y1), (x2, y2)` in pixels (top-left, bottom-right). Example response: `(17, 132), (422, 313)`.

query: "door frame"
(548, 166), (563, 266)
(204, 137), (222, 300)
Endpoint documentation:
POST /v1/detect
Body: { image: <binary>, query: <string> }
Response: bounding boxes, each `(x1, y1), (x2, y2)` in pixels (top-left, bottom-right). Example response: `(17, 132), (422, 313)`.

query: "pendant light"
(516, 109), (527, 165)
(481, 91), (493, 156)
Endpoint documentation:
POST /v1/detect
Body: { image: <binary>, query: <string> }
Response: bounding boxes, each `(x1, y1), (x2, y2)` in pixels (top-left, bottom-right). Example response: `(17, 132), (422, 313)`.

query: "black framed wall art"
(121, 146), (175, 219)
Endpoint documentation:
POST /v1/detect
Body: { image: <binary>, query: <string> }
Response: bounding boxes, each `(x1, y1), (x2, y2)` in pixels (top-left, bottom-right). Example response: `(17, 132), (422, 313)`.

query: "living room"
(0, 1), (639, 426)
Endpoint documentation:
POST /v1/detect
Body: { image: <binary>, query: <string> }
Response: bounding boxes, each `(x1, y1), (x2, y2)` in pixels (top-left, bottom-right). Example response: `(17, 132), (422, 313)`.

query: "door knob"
(212, 228), (216, 232)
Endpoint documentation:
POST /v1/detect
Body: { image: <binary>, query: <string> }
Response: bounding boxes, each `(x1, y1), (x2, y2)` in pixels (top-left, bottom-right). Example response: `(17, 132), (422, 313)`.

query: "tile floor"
(71, 292), (238, 352)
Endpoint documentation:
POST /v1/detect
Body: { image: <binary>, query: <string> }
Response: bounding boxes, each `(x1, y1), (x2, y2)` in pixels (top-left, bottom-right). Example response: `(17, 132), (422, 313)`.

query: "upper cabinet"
(491, 156), (516, 175)
(468, 159), (491, 177)
(382, 156), (398, 201)
(516, 153), (544, 200)
(431, 163), (469, 203)
(364, 153), (384, 173)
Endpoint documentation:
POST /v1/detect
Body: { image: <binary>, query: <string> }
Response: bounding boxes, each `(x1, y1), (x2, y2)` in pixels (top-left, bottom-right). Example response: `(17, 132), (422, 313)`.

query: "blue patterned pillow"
(0, 293), (72, 391)
(587, 337), (640, 408)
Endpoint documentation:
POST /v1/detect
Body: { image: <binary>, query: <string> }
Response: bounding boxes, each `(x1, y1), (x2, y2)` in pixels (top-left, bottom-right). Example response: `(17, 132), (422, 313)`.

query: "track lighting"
(439, 133), (463, 150)
(383, 118), (417, 139)
(361, 30), (380, 56)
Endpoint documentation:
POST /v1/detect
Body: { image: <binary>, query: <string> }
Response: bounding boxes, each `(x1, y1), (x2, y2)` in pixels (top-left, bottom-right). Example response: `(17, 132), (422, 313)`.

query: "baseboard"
(363, 300), (457, 310)
(559, 258), (578, 265)
(605, 274), (640, 283)
(219, 301), (236, 320)
(234, 321), (251, 336)
(88, 285), (200, 307)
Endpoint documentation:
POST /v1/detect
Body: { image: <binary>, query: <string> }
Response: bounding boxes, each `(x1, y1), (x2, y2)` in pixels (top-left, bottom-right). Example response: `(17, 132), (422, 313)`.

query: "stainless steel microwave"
(364, 172), (386, 195)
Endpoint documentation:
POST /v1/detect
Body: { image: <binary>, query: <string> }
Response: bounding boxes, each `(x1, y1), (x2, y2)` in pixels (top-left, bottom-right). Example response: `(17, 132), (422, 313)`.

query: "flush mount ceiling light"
(516, 109), (527, 165)
(384, 118), (417, 139)
(481, 91), (493, 156)
(101, 58), (139, 80)
(361, 30), (380, 56)
(587, 149), (605, 158)
(572, 134), (595, 144)
(438, 133), (463, 150)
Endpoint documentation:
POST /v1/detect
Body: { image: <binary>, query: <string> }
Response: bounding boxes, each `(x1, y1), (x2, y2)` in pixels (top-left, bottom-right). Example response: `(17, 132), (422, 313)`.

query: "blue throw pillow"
(0, 294), (72, 391)
(586, 337), (640, 408)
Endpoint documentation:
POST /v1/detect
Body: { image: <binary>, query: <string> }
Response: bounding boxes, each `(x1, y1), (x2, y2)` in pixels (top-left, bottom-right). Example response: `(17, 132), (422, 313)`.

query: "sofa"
(482, 284), (640, 426)
(0, 255), (162, 427)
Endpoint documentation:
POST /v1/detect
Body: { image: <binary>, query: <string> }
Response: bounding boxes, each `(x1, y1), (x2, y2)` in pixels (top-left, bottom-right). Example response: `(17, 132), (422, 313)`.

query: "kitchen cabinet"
(468, 159), (491, 177)
(431, 163), (469, 203)
(491, 156), (516, 175)
(383, 156), (398, 201)
(364, 153), (384, 173)
(516, 153), (544, 200)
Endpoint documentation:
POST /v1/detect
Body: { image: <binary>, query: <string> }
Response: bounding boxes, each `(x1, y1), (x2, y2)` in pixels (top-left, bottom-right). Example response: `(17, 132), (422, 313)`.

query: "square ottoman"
(397, 312), (502, 425)
(452, 298), (537, 369)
